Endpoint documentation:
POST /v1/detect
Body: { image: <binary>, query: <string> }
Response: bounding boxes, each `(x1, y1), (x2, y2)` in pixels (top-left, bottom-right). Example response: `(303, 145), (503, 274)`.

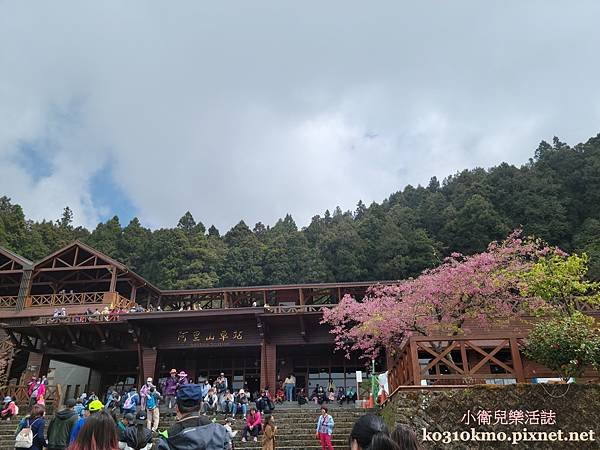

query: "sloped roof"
(33, 241), (160, 293)
(0, 245), (33, 270)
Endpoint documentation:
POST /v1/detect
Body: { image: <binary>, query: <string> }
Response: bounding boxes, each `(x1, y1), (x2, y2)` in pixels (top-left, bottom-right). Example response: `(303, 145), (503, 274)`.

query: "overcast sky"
(1, 1), (599, 232)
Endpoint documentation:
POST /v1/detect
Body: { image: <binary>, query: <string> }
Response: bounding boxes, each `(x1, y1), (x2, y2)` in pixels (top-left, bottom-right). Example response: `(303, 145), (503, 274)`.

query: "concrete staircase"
(0, 404), (365, 450)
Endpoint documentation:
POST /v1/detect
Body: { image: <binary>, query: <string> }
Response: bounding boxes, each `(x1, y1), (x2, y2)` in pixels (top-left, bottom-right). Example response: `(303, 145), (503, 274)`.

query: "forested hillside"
(2, 135), (600, 288)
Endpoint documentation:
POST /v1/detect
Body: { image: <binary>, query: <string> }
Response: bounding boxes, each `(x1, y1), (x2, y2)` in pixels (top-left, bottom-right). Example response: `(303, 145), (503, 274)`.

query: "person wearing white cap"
(139, 377), (154, 410)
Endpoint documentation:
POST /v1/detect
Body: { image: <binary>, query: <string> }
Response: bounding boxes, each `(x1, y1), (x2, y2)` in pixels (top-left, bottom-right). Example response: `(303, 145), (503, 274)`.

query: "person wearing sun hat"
(124, 410), (153, 450)
(157, 384), (230, 450)
(164, 369), (178, 416)
(69, 399), (104, 444)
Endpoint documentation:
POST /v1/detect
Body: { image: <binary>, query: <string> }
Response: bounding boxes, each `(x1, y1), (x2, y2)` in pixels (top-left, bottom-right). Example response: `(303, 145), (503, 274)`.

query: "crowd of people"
(4, 397), (420, 450)
(1, 369), (417, 450)
(47, 298), (281, 323)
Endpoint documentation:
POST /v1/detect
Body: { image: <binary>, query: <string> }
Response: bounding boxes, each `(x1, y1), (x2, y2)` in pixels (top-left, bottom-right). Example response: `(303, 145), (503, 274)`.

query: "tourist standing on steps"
(156, 384), (230, 450)
(122, 388), (140, 416)
(47, 398), (78, 450)
(349, 414), (399, 450)
(145, 386), (162, 431)
(315, 406), (335, 450)
(14, 404), (46, 450)
(123, 411), (153, 450)
(283, 374), (293, 402)
(261, 415), (277, 450)
(139, 377), (154, 410)
(163, 369), (178, 416)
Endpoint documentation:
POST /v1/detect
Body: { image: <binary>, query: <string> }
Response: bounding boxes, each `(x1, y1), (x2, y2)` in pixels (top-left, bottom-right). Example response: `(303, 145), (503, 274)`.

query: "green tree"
(524, 311), (600, 381)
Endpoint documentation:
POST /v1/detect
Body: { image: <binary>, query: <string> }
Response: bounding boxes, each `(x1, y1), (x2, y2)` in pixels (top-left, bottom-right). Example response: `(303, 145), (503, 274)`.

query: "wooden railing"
(113, 294), (135, 310)
(0, 384), (62, 413)
(0, 296), (18, 309)
(34, 313), (125, 325)
(29, 292), (106, 307)
(268, 304), (331, 314)
(387, 334), (526, 396)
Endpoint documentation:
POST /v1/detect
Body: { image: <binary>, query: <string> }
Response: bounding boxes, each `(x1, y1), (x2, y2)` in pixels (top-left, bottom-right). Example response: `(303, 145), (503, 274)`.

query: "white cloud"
(1, 1), (599, 231)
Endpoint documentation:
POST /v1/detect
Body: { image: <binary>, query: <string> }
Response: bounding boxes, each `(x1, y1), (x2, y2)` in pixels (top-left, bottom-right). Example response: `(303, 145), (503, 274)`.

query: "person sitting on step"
(241, 407), (262, 443)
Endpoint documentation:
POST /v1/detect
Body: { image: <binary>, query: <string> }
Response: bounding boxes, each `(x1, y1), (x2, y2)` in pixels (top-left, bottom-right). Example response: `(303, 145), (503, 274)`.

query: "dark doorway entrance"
(245, 374), (260, 401)
(157, 346), (261, 394)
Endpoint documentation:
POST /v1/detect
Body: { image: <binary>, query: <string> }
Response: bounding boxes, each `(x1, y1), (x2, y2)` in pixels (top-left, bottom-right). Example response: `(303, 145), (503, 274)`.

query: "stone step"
(0, 406), (363, 450)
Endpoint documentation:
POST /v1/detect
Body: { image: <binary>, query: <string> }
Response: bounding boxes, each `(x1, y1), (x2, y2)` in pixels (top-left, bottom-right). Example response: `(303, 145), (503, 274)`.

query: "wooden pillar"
(139, 347), (158, 384)
(409, 339), (421, 386)
(223, 292), (229, 308)
(131, 284), (137, 303)
(16, 270), (33, 312)
(510, 337), (526, 383)
(109, 267), (117, 292)
(298, 289), (305, 306)
(260, 341), (276, 395)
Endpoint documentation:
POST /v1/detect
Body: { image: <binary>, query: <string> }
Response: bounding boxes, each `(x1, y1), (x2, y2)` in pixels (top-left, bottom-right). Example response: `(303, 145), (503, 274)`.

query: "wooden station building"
(0, 241), (381, 396)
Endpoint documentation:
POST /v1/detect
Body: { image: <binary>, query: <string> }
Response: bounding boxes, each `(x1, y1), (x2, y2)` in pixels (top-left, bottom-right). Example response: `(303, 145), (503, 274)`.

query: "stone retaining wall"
(380, 384), (599, 449)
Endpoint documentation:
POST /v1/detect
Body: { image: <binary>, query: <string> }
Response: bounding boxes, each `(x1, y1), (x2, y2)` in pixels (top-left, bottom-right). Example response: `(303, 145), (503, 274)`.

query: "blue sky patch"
(89, 164), (137, 226)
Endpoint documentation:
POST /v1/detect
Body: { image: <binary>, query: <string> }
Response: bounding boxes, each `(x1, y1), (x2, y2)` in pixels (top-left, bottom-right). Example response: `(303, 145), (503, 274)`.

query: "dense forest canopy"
(2, 135), (600, 288)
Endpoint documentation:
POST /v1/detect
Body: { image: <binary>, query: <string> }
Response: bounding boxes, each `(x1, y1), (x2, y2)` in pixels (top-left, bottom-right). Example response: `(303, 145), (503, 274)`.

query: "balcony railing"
(29, 292), (107, 307)
(268, 304), (332, 314)
(34, 312), (125, 325)
(0, 296), (18, 309)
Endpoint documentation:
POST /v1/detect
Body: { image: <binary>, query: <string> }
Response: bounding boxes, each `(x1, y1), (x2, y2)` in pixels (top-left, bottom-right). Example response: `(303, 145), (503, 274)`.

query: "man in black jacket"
(158, 384), (230, 450)
(47, 398), (78, 450)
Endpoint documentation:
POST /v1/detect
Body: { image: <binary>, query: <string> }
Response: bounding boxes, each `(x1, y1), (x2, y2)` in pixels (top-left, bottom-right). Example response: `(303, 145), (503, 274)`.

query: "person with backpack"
(139, 378), (154, 410)
(123, 411), (153, 450)
(47, 398), (78, 450)
(117, 413), (135, 449)
(69, 399), (104, 444)
(122, 388), (140, 416)
(1, 396), (17, 420)
(27, 378), (45, 407)
(157, 384), (230, 450)
(315, 406), (334, 450)
(145, 386), (162, 432)
(14, 404), (45, 450)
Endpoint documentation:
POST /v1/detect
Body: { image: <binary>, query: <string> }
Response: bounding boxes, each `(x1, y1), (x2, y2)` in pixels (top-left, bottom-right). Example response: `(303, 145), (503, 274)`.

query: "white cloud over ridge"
(1, 1), (599, 230)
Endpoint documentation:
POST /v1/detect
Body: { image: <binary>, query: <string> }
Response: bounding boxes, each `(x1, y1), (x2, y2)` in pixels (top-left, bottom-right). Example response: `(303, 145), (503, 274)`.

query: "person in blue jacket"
(69, 399), (104, 444)
(15, 404), (46, 450)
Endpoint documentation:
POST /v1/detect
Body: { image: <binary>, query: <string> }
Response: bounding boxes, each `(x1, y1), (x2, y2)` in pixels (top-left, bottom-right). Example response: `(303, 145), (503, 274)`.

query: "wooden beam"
(37, 265), (113, 272)
(109, 267), (117, 292)
(298, 315), (307, 341)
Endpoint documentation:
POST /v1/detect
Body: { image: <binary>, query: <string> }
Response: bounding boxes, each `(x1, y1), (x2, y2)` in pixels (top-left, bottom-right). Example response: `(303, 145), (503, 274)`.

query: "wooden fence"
(0, 296), (18, 309)
(387, 333), (527, 396)
(0, 384), (62, 413)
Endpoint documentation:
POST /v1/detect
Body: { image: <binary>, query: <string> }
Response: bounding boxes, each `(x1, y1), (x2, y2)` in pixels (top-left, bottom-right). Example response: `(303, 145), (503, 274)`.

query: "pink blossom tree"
(322, 230), (561, 361)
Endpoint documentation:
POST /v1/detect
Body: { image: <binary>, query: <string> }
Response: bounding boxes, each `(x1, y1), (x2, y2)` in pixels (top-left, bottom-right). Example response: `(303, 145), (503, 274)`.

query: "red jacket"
(246, 411), (261, 428)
